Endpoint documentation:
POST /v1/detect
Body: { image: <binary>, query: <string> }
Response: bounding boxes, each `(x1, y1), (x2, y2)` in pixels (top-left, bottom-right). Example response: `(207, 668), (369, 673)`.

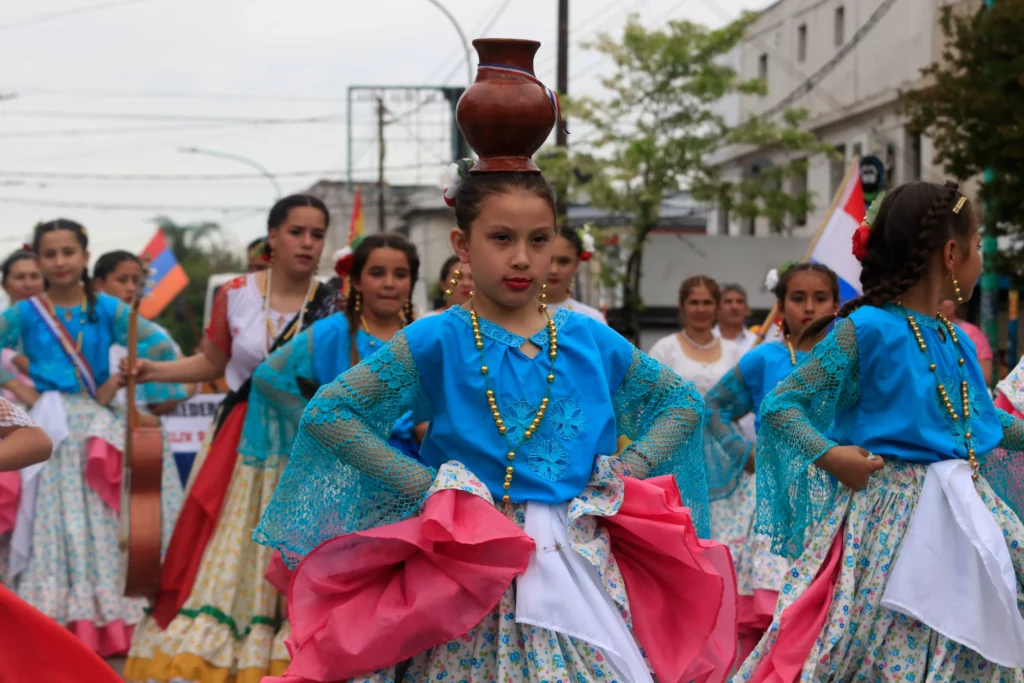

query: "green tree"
(149, 216), (245, 353)
(539, 13), (835, 336)
(901, 1), (1024, 277)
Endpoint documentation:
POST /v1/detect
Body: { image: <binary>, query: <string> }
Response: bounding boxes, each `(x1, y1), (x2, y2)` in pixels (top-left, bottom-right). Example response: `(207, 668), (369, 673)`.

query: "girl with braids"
(123, 195), (340, 683)
(545, 225), (607, 323)
(735, 181), (1024, 681)
(251, 53), (736, 683)
(0, 219), (184, 655)
(702, 262), (839, 663)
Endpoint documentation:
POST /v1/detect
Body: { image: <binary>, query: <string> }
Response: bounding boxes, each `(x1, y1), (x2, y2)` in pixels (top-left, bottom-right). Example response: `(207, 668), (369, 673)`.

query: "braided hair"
(33, 219), (97, 321)
(773, 263), (839, 338)
(346, 233), (420, 367)
(803, 181), (974, 339)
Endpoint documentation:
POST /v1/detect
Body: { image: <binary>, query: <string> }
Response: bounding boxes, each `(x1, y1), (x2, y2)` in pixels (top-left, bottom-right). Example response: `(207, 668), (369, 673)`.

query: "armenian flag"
(138, 229), (189, 319)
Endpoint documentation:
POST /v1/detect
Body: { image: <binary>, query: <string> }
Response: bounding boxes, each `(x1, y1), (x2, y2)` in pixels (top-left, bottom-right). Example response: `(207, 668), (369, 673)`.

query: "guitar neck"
(126, 304), (140, 424)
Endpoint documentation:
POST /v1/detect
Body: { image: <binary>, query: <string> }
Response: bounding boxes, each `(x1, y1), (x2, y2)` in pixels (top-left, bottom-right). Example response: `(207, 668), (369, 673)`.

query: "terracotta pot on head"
(456, 38), (557, 174)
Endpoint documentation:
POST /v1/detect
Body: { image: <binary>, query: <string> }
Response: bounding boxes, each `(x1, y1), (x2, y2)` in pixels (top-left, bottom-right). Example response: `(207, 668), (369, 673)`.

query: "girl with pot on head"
(737, 182), (1024, 681)
(648, 275), (743, 395)
(422, 255), (474, 316)
(253, 39), (735, 683)
(0, 219), (184, 656)
(545, 225), (606, 323)
(702, 262), (840, 663)
(123, 195), (341, 683)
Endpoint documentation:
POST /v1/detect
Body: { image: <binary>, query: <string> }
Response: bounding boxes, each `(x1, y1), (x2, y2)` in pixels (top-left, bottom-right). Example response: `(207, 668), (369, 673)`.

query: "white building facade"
(711, 0), (959, 238)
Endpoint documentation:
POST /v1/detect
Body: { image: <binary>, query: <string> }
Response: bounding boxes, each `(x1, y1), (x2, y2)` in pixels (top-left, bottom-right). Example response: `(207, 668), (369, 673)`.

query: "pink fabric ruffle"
(0, 471), (20, 534)
(749, 526), (845, 683)
(270, 475), (737, 683)
(68, 619), (135, 658)
(737, 589), (779, 664)
(84, 438), (121, 512)
(995, 392), (1024, 420)
(265, 552), (293, 596)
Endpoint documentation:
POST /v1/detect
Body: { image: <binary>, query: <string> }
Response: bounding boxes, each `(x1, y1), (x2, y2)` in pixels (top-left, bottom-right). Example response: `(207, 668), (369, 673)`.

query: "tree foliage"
(149, 216), (245, 353)
(901, 1), (1024, 277)
(539, 13), (835, 335)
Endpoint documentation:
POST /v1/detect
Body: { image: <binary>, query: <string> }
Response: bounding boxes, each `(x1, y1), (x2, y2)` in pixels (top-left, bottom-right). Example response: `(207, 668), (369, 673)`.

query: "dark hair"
(1, 250), (37, 286)
(803, 180), (974, 340)
(439, 254), (461, 285)
(556, 225), (583, 255)
(247, 236), (266, 251)
(678, 275), (721, 327)
(265, 195), (331, 258)
(773, 263), (839, 337)
(721, 283), (747, 299)
(347, 232), (420, 367)
(94, 250), (142, 282)
(33, 218), (96, 320)
(453, 172), (557, 232)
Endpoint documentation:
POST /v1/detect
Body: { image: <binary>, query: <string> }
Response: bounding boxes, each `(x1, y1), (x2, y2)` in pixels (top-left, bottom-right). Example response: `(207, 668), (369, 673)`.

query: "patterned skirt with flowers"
(731, 460), (1024, 683)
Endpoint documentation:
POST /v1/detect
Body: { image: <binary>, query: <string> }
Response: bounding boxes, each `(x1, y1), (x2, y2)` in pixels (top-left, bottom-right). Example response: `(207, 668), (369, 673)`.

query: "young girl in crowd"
(545, 225), (606, 323)
(422, 255), (474, 316)
(0, 219), (183, 656)
(123, 195), (339, 683)
(253, 86), (736, 680)
(736, 181), (1024, 681)
(0, 399), (121, 682)
(703, 262), (839, 662)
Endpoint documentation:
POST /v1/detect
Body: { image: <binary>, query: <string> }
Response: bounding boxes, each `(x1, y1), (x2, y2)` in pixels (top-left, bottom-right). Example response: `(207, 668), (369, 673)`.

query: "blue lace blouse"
(756, 304), (1024, 558)
(255, 307), (710, 567)
(703, 341), (806, 500)
(0, 293), (184, 400)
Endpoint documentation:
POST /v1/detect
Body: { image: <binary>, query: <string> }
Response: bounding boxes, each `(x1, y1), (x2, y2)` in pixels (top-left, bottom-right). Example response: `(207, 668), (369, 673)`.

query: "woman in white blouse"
(648, 275), (742, 393)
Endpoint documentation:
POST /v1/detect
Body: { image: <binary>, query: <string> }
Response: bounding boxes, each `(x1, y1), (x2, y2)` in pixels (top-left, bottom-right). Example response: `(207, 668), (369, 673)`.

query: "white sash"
(881, 459), (1024, 667)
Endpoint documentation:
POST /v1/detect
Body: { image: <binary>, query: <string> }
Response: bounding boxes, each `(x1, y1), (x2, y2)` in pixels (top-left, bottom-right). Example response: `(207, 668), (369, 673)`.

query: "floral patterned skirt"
(124, 456), (289, 683)
(732, 461), (1024, 682)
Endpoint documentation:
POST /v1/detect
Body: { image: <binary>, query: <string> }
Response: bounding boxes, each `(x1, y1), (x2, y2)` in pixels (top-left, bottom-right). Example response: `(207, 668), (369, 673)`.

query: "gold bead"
(444, 289), (453, 297)
(539, 303), (547, 311)
(524, 430), (533, 439)
(506, 466), (514, 473)
(481, 366), (488, 374)
(531, 418), (540, 427)
(966, 432), (972, 439)
(449, 278), (458, 287)
(929, 364), (936, 371)
(964, 410), (970, 418)
(952, 414), (959, 421)
(541, 398), (549, 404)
(547, 374), (555, 382)
(476, 342), (484, 350)
(503, 482), (511, 489)
(453, 269), (462, 278)
(507, 452), (515, 460)
(505, 474), (513, 482)
(541, 283), (547, 291)
(502, 494), (510, 503)
(959, 358), (965, 366)
(499, 426), (506, 434)
(549, 352), (557, 359)
(486, 390), (494, 397)
(969, 449), (975, 456)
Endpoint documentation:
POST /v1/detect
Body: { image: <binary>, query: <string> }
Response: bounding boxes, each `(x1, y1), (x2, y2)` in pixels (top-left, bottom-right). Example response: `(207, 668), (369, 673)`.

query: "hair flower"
(765, 268), (780, 292)
(333, 247), (354, 279)
(578, 224), (596, 261)
(20, 243), (32, 253)
(853, 191), (886, 262)
(440, 158), (474, 207)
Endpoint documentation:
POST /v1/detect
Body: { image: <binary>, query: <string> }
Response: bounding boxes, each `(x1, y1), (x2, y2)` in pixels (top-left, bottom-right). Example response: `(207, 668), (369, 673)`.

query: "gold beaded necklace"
(470, 286), (558, 516)
(784, 335), (797, 366)
(43, 292), (88, 392)
(899, 303), (978, 480)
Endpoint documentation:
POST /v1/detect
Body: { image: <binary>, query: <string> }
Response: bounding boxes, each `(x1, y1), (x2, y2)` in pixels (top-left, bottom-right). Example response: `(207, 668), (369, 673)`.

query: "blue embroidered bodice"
(0, 293), (184, 399)
(255, 307), (710, 567)
(756, 304), (1024, 558)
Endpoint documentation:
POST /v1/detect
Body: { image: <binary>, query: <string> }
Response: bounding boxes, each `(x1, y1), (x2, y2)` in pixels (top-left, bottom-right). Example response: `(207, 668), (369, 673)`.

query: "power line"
(437, 0), (515, 85)
(2, 86), (348, 104)
(0, 118), (347, 139)
(0, 110), (344, 124)
(0, 197), (264, 212)
(0, 0), (155, 30)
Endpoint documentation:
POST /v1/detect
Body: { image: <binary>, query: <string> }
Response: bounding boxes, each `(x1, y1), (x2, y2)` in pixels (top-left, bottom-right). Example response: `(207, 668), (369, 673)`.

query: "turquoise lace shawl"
(703, 368), (754, 501)
(254, 325), (710, 568)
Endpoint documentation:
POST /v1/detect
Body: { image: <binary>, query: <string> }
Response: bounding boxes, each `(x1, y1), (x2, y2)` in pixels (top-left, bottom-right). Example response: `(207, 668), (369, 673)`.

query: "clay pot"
(457, 38), (556, 173)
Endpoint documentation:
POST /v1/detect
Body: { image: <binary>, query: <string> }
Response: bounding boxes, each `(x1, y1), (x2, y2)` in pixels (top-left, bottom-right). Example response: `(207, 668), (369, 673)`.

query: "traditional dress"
(124, 274), (339, 683)
(0, 293), (184, 655)
(703, 341), (802, 660)
(255, 307), (737, 683)
(735, 305), (1024, 681)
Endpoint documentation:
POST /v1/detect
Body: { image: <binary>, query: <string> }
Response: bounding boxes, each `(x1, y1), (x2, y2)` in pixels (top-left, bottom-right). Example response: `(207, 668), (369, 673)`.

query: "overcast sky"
(0, 0), (766, 261)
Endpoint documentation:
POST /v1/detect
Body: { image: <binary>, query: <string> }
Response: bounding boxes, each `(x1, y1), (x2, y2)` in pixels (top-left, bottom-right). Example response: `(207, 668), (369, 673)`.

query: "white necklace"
(681, 329), (718, 350)
(262, 268), (317, 356)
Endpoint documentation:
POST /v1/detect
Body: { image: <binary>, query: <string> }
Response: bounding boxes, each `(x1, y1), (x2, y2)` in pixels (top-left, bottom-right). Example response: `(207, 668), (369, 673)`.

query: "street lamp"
(425, 0), (473, 86)
(178, 146), (282, 199)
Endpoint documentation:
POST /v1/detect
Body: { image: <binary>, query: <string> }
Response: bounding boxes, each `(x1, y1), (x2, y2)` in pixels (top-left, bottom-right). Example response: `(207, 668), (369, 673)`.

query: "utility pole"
(980, 0), (998, 385)
(556, 0), (569, 150)
(377, 97), (386, 233)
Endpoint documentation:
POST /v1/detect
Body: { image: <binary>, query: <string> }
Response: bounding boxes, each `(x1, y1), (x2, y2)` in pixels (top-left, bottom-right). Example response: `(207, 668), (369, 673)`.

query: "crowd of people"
(1, 43), (1024, 683)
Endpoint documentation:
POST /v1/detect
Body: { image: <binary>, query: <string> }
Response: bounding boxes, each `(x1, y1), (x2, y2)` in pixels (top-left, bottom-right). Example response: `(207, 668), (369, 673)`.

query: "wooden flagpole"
(751, 158), (861, 347)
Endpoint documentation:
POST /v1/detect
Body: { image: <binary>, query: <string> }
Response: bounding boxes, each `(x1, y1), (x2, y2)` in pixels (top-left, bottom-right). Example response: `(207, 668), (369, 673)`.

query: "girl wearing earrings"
(702, 262), (839, 662)
(0, 219), (183, 655)
(545, 225), (606, 323)
(122, 195), (339, 682)
(422, 255), (474, 316)
(253, 130), (735, 683)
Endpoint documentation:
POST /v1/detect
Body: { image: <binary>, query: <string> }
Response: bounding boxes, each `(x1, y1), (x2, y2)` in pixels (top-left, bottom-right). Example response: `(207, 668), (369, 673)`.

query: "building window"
(835, 6), (845, 46)
(792, 159), (808, 227)
(797, 24), (807, 62)
(758, 53), (768, 81)
(910, 132), (922, 180)
(746, 216), (756, 236)
(830, 144), (847, 197)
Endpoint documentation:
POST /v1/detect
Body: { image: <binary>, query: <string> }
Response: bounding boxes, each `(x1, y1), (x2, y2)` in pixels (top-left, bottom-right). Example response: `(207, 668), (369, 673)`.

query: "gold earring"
(354, 290), (362, 313)
(444, 267), (462, 300)
(951, 271), (963, 305)
(538, 282), (548, 311)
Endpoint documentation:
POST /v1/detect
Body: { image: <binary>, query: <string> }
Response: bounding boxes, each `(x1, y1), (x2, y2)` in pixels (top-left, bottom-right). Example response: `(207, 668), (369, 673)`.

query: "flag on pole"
(349, 186), (365, 243)
(808, 168), (866, 304)
(138, 229), (189, 319)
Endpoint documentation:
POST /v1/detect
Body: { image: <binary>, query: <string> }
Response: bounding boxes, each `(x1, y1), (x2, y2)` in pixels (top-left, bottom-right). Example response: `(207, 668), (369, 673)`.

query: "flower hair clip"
(441, 158), (475, 208)
(578, 224), (596, 261)
(20, 243), (32, 253)
(333, 234), (365, 279)
(853, 191), (885, 262)
(764, 260), (796, 292)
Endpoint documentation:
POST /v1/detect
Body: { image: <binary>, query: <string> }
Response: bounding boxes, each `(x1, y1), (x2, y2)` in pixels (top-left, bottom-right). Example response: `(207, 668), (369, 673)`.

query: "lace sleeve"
(979, 409), (1024, 519)
(0, 397), (34, 428)
(111, 301), (189, 403)
(756, 317), (860, 559)
(703, 367), (755, 501)
(0, 307), (23, 385)
(613, 347), (710, 538)
(239, 325), (316, 468)
(253, 329), (436, 567)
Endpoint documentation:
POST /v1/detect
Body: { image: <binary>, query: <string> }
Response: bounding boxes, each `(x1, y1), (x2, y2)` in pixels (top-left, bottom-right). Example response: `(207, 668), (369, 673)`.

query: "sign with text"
(161, 394), (224, 455)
